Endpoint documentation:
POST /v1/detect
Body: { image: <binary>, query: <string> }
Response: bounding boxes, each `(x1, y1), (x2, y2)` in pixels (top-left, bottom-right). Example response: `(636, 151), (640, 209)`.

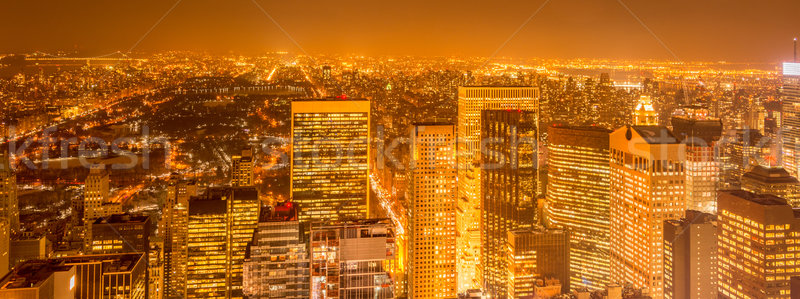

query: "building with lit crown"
(634, 95), (658, 126)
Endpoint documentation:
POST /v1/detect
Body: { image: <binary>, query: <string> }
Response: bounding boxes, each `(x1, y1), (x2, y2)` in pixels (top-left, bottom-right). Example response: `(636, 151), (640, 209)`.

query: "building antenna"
(795, 37), (798, 62)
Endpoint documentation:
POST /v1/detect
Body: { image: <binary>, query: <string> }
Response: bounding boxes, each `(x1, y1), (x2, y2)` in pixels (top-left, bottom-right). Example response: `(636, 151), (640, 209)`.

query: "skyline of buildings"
(1, 48), (800, 299)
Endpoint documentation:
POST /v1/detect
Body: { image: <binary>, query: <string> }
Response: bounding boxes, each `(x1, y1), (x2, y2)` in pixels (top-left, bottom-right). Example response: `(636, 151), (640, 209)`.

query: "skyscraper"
(291, 98), (370, 225)
(309, 220), (395, 299)
(456, 86), (538, 292)
(0, 150), (18, 232)
(83, 166), (110, 221)
(90, 214), (151, 255)
(717, 190), (800, 298)
(781, 62), (800, 177)
(149, 240), (164, 299)
(633, 95), (658, 126)
(231, 148), (254, 187)
(89, 214), (151, 297)
(243, 203), (309, 299)
(480, 109), (537, 297)
(610, 126), (686, 299)
(58, 253), (148, 299)
(408, 123), (457, 298)
(663, 210), (716, 299)
(740, 165), (800, 207)
(671, 106), (722, 213)
(545, 125), (611, 291)
(507, 227), (570, 299)
(719, 129), (765, 189)
(186, 187), (260, 299)
(163, 175), (197, 299)
(0, 222), (8, 278)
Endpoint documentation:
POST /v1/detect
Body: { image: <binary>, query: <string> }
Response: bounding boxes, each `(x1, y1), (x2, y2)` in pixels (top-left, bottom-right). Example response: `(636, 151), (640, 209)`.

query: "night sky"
(2, 0), (799, 62)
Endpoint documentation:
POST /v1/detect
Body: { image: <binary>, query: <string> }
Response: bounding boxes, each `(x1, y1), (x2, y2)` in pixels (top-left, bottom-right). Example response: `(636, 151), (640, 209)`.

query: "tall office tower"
(0, 150), (18, 231)
(719, 129), (765, 189)
(83, 166), (110, 221)
(291, 98), (370, 225)
(480, 109), (537, 297)
(663, 210), (716, 299)
(671, 107), (722, 213)
(740, 165), (800, 207)
(717, 190), (800, 298)
(90, 214), (151, 297)
(309, 219), (395, 299)
(186, 187), (259, 299)
(90, 214), (151, 255)
(57, 253), (147, 299)
(456, 86), (538, 292)
(545, 125), (611, 291)
(781, 62), (800, 177)
(610, 126), (686, 299)
(457, 165), (481, 292)
(634, 95), (658, 126)
(243, 203), (309, 299)
(507, 228), (570, 299)
(163, 175), (196, 299)
(149, 240), (164, 299)
(231, 148), (254, 187)
(0, 222), (7, 278)
(408, 124), (457, 298)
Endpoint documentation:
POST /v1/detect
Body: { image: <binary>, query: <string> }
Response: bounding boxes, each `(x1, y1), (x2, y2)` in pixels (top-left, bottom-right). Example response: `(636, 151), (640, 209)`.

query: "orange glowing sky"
(2, 0), (800, 62)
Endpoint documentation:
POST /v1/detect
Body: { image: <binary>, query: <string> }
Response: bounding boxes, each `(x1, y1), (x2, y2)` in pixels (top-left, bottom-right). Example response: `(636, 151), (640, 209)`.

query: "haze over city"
(0, 1), (799, 299)
(3, 0), (800, 61)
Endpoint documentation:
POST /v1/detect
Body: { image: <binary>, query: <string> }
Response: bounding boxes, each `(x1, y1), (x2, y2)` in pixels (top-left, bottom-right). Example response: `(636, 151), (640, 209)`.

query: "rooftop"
(57, 253), (144, 273)
(723, 190), (788, 206)
(0, 260), (73, 290)
(631, 126), (680, 144)
(92, 213), (150, 225)
(742, 165), (799, 184)
(293, 96), (367, 102)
